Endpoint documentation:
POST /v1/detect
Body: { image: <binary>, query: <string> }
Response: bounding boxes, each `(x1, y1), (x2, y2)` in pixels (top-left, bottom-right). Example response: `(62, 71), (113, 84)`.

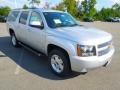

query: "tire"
(11, 33), (19, 47)
(48, 49), (71, 77)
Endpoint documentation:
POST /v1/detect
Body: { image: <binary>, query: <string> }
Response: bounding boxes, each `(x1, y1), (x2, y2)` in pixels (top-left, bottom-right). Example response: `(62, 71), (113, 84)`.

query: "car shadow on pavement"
(0, 36), (81, 80)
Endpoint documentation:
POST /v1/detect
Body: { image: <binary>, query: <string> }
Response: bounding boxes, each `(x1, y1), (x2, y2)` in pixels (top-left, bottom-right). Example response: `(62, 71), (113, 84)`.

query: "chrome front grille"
(98, 40), (112, 56)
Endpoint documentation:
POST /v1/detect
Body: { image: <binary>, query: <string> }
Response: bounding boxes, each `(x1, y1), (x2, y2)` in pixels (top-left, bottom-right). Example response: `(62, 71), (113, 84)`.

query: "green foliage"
(112, 3), (120, 16)
(53, 0), (78, 17)
(52, 2), (65, 11)
(81, 0), (96, 17)
(112, 3), (120, 10)
(23, 4), (29, 9)
(53, 0), (120, 21)
(96, 8), (113, 20)
(95, 4), (120, 21)
(0, 0), (119, 21)
(0, 6), (11, 16)
(63, 0), (77, 17)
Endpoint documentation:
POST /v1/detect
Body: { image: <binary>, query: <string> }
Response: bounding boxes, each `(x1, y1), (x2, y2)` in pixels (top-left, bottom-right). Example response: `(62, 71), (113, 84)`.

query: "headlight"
(77, 44), (96, 57)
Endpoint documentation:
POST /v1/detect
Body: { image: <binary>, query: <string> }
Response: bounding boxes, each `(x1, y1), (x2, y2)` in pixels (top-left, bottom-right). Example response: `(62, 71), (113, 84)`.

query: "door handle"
(27, 28), (30, 31)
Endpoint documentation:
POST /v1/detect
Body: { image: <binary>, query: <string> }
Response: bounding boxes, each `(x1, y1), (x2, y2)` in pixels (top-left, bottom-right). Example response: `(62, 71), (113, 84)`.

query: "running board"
(18, 42), (44, 56)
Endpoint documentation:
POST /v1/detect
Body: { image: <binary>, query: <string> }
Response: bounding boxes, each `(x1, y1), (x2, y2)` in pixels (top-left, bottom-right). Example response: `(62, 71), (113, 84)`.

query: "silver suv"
(7, 8), (115, 77)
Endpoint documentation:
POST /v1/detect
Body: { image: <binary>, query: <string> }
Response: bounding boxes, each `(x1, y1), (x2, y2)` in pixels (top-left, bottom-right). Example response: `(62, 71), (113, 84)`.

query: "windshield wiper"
(54, 24), (78, 28)
(68, 24), (78, 27)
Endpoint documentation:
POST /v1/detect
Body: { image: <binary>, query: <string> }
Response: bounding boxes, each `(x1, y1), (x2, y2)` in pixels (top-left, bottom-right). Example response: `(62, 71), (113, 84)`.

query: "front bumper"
(70, 48), (115, 73)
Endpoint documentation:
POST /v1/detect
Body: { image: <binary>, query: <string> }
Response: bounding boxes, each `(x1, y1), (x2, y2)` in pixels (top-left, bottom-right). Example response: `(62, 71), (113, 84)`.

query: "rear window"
(7, 11), (20, 22)
(19, 11), (29, 25)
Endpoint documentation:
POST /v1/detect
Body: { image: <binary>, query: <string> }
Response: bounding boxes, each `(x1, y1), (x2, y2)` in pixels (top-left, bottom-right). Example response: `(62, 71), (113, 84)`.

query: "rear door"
(17, 11), (30, 44)
(7, 10), (20, 37)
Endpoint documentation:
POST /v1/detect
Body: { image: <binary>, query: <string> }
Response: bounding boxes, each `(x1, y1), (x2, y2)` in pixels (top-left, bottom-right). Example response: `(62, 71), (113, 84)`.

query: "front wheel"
(48, 49), (71, 77)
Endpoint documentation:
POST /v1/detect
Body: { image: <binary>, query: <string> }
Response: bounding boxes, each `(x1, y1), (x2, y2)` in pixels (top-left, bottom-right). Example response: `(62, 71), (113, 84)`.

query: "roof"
(12, 8), (64, 13)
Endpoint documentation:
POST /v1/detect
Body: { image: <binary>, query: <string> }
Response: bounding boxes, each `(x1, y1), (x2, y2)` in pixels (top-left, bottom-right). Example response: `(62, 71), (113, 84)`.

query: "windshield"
(43, 12), (78, 28)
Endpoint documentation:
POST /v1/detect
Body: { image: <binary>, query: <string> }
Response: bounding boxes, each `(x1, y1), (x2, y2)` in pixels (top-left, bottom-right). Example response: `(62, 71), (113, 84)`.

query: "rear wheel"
(11, 33), (19, 47)
(48, 49), (71, 77)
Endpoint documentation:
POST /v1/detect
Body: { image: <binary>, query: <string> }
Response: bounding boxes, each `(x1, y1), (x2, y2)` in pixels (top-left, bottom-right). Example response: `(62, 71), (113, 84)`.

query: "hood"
(48, 26), (112, 45)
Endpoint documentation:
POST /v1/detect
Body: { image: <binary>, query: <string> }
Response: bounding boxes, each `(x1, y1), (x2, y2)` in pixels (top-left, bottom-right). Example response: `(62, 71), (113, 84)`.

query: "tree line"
(52, 0), (120, 21)
(0, 0), (120, 21)
(0, 6), (11, 16)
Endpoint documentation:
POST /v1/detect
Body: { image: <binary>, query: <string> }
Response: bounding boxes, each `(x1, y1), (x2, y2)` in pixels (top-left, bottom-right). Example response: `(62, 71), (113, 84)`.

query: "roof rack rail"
(13, 7), (40, 10)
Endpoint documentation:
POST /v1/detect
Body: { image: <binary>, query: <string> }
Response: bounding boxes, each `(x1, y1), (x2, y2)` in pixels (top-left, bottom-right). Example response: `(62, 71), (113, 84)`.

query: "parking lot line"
(14, 65), (21, 75)
(14, 49), (24, 75)
(0, 51), (6, 57)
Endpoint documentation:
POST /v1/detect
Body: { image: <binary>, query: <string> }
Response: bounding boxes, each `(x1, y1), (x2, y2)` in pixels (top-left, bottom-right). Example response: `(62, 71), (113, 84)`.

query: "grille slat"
(98, 47), (110, 56)
(98, 40), (112, 48)
(98, 40), (112, 56)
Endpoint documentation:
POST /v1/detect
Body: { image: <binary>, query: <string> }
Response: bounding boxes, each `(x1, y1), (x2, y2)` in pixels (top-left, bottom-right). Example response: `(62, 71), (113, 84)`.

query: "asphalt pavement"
(0, 22), (120, 90)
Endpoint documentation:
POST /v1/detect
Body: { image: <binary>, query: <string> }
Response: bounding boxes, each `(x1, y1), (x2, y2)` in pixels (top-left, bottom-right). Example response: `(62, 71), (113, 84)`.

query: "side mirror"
(30, 21), (44, 29)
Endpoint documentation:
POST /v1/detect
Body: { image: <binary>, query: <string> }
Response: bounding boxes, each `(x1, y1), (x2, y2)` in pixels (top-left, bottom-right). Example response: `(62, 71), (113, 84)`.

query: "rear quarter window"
(7, 11), (20, 22)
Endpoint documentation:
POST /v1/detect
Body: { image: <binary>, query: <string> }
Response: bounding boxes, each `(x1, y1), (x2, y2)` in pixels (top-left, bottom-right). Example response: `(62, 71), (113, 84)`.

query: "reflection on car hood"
(48, 26), (112, 45)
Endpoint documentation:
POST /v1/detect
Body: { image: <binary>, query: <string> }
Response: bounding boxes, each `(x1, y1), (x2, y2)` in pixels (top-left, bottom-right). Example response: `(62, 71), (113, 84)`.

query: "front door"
(27, 11), (46, 53)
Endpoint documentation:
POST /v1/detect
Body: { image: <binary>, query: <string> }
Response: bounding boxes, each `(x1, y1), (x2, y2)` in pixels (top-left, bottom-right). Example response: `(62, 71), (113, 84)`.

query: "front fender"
(46, 35), (77, 57)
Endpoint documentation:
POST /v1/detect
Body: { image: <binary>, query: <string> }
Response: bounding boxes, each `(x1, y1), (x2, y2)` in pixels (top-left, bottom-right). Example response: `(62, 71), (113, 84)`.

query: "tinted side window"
(19, 11), (29, 25)
(29, 12), (42, 25)
(7, 11), (20, 22)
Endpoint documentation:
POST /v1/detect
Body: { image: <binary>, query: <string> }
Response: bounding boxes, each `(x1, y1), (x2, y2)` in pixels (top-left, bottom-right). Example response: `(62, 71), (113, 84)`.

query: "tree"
(52, 0), (120, 20)
(52, 2), (65, 11)
(63, 0), (77, 16)
(0, 6), (11, 16)
(44, 2), (50, 9)
(95, 3), (120, 21)
(81, 0), (96, 17)
(23, 4), (28, 9)
(112, 3), (120, 16)
(52, 0), (78, 17)
(112, 3), (120, 10)
(28, 0), (41, 8)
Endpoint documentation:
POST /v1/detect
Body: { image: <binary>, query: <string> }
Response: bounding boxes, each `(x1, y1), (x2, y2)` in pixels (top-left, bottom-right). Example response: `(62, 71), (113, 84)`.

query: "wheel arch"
(47, 44), (71, 70)
(9, 28), (14, 36)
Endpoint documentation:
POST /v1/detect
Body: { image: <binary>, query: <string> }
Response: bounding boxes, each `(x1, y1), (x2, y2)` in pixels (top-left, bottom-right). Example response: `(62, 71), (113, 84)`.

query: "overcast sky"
(0, 0), (120, 10)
